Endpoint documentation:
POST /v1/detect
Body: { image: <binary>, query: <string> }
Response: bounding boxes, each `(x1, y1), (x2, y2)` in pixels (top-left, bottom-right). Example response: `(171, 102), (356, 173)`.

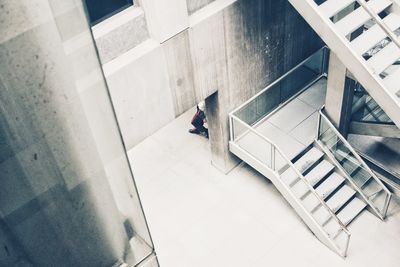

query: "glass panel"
(232, 117), (273, 168)
(233, 47), (327, 127)
(351, 85), (393, 123)
(318, 114), (389, 218)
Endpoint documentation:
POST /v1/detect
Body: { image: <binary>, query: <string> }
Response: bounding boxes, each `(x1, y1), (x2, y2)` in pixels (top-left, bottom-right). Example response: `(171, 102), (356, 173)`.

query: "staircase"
(229, 106), (392, 257)
(288, 0), (400, 128)
(280, 145), (367, 241)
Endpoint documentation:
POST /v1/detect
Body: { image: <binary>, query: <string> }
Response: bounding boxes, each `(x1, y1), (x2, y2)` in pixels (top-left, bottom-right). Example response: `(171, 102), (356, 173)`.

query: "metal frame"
(317, 107), (392, 219)
(229, 114), (350, 257)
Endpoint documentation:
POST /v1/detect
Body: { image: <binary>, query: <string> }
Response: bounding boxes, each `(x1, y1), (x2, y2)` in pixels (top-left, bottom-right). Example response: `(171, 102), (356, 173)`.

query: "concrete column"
(325, 52), (355, 136)
(205, 92), (241, 173)
(0, 0), (155, 266)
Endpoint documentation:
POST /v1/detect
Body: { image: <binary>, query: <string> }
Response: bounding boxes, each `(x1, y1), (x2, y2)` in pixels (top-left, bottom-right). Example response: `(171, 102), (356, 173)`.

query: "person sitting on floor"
(189, 101), (208, 138)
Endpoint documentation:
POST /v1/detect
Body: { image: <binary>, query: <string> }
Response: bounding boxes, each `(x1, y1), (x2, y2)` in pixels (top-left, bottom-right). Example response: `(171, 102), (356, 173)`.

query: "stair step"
(294, 147), (324, 173)
(367, 42), (400, 74)
(323, 218), (344, 239)
(333, 228), (350, 250)
(337, 197), (366, 225)
(281, 167), (299, 186)
(312, 204), (332, 225)
(351, 13), (400, 55)
(326, 185), (356, 212)
(319, 0), (355, 19)
(336, 0), (392, 36)
(315, 173), (345, 199)
(305, 160), (335, 186)
(383, 66), (400, 95)
(291, 179), (310, 199)
(302, 192), (322, 212)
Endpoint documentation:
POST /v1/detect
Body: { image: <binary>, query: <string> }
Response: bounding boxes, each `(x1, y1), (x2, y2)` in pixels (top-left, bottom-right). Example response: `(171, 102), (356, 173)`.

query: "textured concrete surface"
(0, 0), (156, 266)
(130, 107), (400, 267)
(93, 7), (150, 64)
(162, 30), (197, 116)
(104, 41), (175, 151)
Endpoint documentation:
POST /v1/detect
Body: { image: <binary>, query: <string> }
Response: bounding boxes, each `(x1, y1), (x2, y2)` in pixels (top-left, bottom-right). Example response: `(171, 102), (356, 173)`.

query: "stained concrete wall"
(203, 0), (323, 171)
(93, 0), (323, 161)
(0, 0), (156, 266)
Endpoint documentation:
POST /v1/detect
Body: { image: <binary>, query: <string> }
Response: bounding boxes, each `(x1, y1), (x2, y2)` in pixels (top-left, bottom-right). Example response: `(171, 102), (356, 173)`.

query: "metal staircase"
(228, 48), (392, 257)
(288, 0), (400, 129)
(229, 107), (392, 257)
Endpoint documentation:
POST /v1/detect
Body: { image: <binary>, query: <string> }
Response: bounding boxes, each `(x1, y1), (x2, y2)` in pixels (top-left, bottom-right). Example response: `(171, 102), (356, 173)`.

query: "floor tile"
(268, 98), (316, 133)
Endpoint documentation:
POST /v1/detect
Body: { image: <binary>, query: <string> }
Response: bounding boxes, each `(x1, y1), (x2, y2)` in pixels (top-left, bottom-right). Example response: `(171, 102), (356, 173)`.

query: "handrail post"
(271, 145), (276, 171)
(229, 115), (234, 142)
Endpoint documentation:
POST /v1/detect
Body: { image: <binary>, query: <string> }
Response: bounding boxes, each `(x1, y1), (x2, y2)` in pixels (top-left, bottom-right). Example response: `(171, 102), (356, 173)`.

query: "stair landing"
(236, 77), (327, 169)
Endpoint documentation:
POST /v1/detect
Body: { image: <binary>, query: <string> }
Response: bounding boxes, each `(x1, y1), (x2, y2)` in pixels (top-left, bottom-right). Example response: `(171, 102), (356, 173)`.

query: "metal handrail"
(318, 107), (392, 218)
(230, 114), (350, 256)
(229, 46), (328, 116)
(356, 0), (400, 55)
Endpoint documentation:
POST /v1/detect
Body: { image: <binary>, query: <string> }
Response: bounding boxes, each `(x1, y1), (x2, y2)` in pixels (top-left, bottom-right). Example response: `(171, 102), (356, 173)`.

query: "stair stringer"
(288, 0), (400, 129)
(229, 141), (348, 257)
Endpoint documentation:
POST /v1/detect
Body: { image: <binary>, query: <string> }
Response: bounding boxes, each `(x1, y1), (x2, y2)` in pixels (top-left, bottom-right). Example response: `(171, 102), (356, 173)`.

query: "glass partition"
(318, 110), (391, 218)
(232, 47), (329, 129)
(351, 84), (392, 124)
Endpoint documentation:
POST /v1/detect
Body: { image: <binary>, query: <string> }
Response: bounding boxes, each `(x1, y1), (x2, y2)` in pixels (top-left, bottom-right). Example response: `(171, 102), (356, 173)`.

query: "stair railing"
(317, 107), (392, 219)
(230, 113), (350, 257)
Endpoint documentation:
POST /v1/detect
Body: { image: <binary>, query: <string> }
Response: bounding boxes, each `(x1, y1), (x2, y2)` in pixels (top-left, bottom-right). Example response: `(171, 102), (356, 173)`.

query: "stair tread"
(291, 179), (310, 199)
(315, 173), (345, 199)
(319, 0), (355, 19)
(305, 160), (335, 186)
(351, 13), (400, 55)
(337, 197), (366, 225)
(281, 167), (299, 186)
(294, 147), (324, 173)
(324, 217), (344, 239)
(302, 192), (322, 212)
(326, 185), (356, 212)
(367, 42), (400, 74)
(383, 66), (400, 94)
(336, 0), (392, 36)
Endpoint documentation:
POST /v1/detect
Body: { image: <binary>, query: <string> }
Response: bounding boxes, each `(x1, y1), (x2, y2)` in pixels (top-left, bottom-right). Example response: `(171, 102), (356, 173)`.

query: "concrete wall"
(0, 0), (156, 266)
(93, 0), (323, 164)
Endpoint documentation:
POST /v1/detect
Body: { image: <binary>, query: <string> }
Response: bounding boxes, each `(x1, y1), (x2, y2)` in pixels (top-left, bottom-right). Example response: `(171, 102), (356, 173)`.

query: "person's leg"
(197, 124), (209, 138)
(189, 117), (202, 134)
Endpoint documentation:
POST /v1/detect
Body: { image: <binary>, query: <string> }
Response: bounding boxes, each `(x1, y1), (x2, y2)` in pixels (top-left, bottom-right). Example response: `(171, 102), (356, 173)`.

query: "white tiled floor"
(128, 98), (400, 267)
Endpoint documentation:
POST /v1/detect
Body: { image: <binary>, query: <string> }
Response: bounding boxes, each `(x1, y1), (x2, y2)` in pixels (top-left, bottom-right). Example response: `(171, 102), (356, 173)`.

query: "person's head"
(198, 101), (205, 111)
